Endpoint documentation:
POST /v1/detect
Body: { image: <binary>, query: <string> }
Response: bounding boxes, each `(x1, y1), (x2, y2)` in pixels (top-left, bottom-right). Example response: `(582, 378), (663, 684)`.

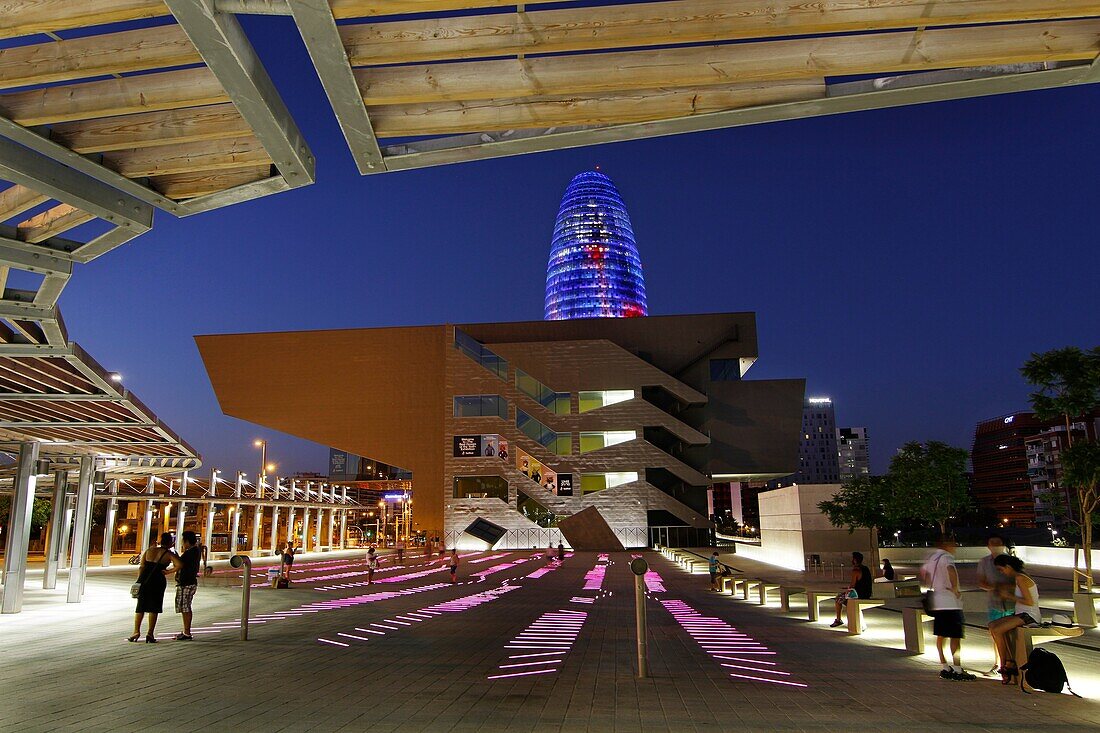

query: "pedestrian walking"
(920, 534), (975, 681)
(449, 550), (459, 584)
(367, 546), (378, 584)
(128, 532), (181, 643)
(174, 531), (206, 641)
(557, 541), (565, 562)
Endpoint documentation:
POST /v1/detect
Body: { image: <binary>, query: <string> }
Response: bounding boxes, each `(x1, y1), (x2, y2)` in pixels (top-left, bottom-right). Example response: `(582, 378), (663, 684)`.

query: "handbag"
(129, 548), (168, 599)
(921, 553), (945, 614)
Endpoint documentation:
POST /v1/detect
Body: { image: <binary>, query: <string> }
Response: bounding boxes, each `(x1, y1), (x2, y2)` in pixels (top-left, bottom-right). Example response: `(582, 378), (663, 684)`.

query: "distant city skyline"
(50, 17), (1100, 480)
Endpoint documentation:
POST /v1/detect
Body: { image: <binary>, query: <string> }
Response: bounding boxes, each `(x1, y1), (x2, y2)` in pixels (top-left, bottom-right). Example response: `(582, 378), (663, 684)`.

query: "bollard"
(229, 554), (252, 641)
(630, 557), (649, 678)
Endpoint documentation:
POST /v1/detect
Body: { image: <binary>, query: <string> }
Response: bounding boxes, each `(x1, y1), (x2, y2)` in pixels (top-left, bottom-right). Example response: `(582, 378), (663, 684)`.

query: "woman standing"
(282, 541), (297, 580)
(128, 533), (181, 643)
(366, 546), (378, 584)
(988, 554), (1041, 683)
(449, 550), (459, 584)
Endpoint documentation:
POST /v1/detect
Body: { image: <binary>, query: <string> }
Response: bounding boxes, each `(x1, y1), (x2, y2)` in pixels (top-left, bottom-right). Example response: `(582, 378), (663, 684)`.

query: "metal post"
(43, 468), (68, 589)
(229, 504), (241, 555)
(58, 493), (74, 571)
(2, 442), (40, 613)
(230, 554), (252, 641)
(629, 557), (649, 678)
(251, 504), (263, 555)
(301, 505), (311, 553)
(270, 500), (281, 552)
(313, 505), (323, 552)
(138, 476), (155, 553)
(101, 480), (119, 567)
(66, 455), (95, 603)
(286, 506), (297, 548)
(175, 501), (187, 554)
(338, 509), (347, 550)
(272, 475), (281, 501)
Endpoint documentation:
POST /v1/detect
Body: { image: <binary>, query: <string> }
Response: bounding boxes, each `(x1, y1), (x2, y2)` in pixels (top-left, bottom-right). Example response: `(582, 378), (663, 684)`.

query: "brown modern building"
(971, 410), (1100, 527)
(197, 312), (804, 549)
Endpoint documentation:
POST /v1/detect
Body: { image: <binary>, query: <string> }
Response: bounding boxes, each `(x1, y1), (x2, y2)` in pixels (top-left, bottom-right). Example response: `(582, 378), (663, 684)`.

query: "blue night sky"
(59, 16), (1100, 478)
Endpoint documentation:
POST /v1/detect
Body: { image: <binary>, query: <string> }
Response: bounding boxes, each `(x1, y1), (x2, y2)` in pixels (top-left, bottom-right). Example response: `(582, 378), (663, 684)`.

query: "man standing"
(920, 534), (974, 681)
(708, 552), (722, 591)
(977, 533), (1013, 673)
(557, 542), (565, 563)
(174, 530), (206, 641)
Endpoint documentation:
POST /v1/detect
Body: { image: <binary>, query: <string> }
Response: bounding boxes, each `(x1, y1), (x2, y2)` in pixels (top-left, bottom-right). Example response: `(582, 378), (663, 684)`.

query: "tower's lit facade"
(544, 170), (648, 320)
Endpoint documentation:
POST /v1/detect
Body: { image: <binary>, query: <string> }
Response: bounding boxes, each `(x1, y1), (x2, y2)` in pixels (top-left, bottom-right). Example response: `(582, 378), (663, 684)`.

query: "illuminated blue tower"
(544, 170), (648, 320)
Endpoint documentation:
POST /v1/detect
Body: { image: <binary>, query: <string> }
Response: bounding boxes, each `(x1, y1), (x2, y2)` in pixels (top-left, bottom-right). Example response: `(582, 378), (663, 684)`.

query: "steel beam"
(101, 480), (118, 567)
(216, 0), (291, 13)
(0, 118), (181, 215)
(164, 0), (315, 188)
(287, 0), (385, 174)
(66, 454), (95, 603)
(1, 442), (40, 613)
(382, 63), (1099, 171)
(0, 135), (154, 231)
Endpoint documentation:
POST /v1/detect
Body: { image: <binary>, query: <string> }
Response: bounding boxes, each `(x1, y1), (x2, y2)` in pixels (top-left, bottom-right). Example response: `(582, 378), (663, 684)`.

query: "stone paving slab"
(2, 551), (1098, 732)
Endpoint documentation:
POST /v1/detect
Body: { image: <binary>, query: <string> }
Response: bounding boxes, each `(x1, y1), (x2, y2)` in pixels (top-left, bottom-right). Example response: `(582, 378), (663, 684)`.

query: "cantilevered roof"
(0, 340), (200, 475)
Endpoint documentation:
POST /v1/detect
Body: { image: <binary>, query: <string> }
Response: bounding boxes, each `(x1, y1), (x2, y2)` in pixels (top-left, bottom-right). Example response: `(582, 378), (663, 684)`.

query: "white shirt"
(921, 548), (962, 610)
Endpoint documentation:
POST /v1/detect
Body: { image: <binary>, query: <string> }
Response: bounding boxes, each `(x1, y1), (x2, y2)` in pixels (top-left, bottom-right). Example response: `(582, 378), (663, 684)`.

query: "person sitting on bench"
(988, 554), (1041, 685)
(830, 552), (872, 627)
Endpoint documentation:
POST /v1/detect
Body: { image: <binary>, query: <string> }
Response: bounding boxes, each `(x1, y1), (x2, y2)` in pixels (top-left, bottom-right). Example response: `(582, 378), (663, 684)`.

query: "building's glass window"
(453, 475), (508, 501)
(516, 409), (571, 455)
(515, 369), (570, 415)
(578, 390), (635, 413)
(579, 430), (637, 453)
(517, 491), (559, 528)
(709, 359), (741, 381)
(453, 395), (508, 419)
(580, 472), (639, 495)
(454, 329), (508, 380)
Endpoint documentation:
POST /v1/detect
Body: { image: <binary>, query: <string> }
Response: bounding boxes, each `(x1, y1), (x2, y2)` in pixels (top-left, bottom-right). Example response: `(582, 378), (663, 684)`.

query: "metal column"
(313, 506), (323, 551)
(101, 480), (119, 567)
(204, 469), (218, 550)
(1, 442), (40, 613)
(270, 503), (281, 552)
(58, 494), (74, 571)
(300, 505), (311, 552)
(229, 505), (241, 555)
(286, 506), (297, 549)
(43, 469), (69, 589)
(66, 455), (95, 603)
(251, 504), (263, 555)
(175, 502), (187, 553)
(338, 509), (347, 550)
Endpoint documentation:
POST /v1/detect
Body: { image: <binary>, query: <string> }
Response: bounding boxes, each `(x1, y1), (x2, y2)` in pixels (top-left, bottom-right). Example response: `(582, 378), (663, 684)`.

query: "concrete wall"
(881, 545), (1100, 569)
(752, 484), (876, 571)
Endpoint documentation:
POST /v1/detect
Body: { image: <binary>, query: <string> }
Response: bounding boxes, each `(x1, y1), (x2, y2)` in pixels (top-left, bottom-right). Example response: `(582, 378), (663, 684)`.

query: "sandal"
(126, 634), (141, 643)
(999, 665), (1018, 685)
(145, 635), (158, 644)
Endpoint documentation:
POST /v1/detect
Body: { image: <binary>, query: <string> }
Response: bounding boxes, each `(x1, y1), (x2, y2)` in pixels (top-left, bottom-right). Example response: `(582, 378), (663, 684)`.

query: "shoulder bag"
(129, 549), (168, 599)
(921, 554), (944, 614)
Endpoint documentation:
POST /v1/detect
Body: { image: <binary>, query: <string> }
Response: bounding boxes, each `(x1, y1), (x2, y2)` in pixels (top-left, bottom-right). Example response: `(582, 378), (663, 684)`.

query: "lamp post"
(253, 439), (267, 498)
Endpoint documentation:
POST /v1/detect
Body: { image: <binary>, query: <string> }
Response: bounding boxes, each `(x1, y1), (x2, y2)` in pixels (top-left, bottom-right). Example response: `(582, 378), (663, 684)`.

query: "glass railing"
(515, 368), (570, 415)
(516, 409), (571, 455)
(454, 329), (508, 380)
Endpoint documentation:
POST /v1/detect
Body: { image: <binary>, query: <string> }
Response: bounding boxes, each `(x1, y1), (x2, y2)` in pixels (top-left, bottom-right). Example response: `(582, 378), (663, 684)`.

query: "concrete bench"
(780, 586), (806, 613)
(804, 590), (838, 622)
(737, 578), (761, 600)
(748, 581), (782, 606)
(902, 607), (930, 654)
(871, 577), (921, 599)
(720, 575), (742, 594)
(845, 598), (885, 635)
(1074, 592), (1097, 628)
(1013, 625), (1085, 671)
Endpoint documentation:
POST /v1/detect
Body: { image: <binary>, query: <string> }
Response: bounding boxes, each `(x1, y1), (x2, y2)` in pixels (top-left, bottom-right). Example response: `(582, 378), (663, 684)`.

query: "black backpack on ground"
(1021, 647), (1080, 696)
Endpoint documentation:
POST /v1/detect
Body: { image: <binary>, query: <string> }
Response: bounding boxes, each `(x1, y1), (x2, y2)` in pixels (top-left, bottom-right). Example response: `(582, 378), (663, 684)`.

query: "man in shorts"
(920, 534), (974, 681)
(174, 530), (206, 641)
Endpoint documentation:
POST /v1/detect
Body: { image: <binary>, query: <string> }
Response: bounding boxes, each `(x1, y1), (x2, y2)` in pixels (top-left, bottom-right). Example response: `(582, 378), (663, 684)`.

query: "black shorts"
(932, 609), (965, 639)
(709, 572), (718, 581)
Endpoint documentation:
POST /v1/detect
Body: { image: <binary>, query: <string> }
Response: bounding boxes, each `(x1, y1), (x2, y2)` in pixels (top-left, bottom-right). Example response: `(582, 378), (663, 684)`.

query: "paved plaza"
(2, 550), (1098, 733)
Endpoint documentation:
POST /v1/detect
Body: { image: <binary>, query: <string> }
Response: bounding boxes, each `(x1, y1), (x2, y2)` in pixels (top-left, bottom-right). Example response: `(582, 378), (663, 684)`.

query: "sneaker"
(939, 668), (955, 680)
(951, 669), (976, 681)
(174, 633), (193, 641)
(829, 620), (844, 628)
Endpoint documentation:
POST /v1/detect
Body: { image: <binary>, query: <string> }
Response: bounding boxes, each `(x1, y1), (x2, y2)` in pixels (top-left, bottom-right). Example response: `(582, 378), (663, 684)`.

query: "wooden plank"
(0, 67), (228, 126)
(16, 204), (95, 243)
(48, 103), (250, 153)
(328, 0), (559, 19)
(0, 0), (169, 40)
(0, 24), (199, 90)
(343, 0), (1100, 66)
(369, 79), (826, 136)
(148, 165), (273, 199)
(0, 184), (49, 222)
(357, 18), (1100, 105)
(102, 136), (272, 176)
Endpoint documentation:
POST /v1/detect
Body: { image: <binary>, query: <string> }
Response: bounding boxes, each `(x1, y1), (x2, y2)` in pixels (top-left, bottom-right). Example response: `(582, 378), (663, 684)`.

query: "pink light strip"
(486, 668), (557, 680)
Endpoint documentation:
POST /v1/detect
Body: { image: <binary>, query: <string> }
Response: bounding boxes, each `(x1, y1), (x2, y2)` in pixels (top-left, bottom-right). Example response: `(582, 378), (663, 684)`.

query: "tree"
(818, 475), (897, 567)
(1021, 347), (1100, 446)
(1063, 442), (1100, 589)
(889, 441), (971, 535)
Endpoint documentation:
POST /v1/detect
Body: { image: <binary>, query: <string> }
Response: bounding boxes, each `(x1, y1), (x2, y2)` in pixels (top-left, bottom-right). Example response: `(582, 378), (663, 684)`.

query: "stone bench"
(902, 607), (931, 654)
(1013, 625), (1085, 671)
(720, 574), (743, 594)
(747, 580), (782, 606)
(845, 598), (885, 635)
(1073, 592), (1097, 628)
(804, 590), (838, 622)
(780, 586), (806, 613)
(871, 577), (921, 599)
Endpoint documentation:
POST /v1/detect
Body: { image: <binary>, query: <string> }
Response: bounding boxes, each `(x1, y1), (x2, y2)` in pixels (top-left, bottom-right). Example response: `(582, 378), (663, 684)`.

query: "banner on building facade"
(453, 435), (482, 457)
(556, 473), (574, 496)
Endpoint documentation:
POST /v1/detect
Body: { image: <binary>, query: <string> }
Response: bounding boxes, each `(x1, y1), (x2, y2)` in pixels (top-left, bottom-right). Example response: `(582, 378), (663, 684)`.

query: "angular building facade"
(197, 313), (804, 549)
(544, 171), (648, 320)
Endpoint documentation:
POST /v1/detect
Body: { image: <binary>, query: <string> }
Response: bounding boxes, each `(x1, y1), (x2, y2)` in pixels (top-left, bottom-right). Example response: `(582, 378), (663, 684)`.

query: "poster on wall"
(517, 447), (557, 493)
(482, 435), (499, 457)
(556, 473), (574, 496)
(497, 438), (509, 461)
(453, 435), (482, 457)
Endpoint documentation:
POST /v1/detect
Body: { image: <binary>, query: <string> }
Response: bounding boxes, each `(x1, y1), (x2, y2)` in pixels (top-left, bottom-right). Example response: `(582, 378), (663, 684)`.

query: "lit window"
(579, 390), (635, 412)
(579, 431), (637, 453)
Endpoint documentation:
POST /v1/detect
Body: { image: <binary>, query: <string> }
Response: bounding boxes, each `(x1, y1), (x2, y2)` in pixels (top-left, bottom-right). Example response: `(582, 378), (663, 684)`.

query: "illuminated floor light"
(499, 660), (563, 669)
(727, 673), (807, 688)
(486, 668), (557, 680)
(722, 663), (791, 675)
(354, 627), (385, 635)
(338, 632), (372, 641)
(317, 638), (348, 647)
(509, 651), (564, 659)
